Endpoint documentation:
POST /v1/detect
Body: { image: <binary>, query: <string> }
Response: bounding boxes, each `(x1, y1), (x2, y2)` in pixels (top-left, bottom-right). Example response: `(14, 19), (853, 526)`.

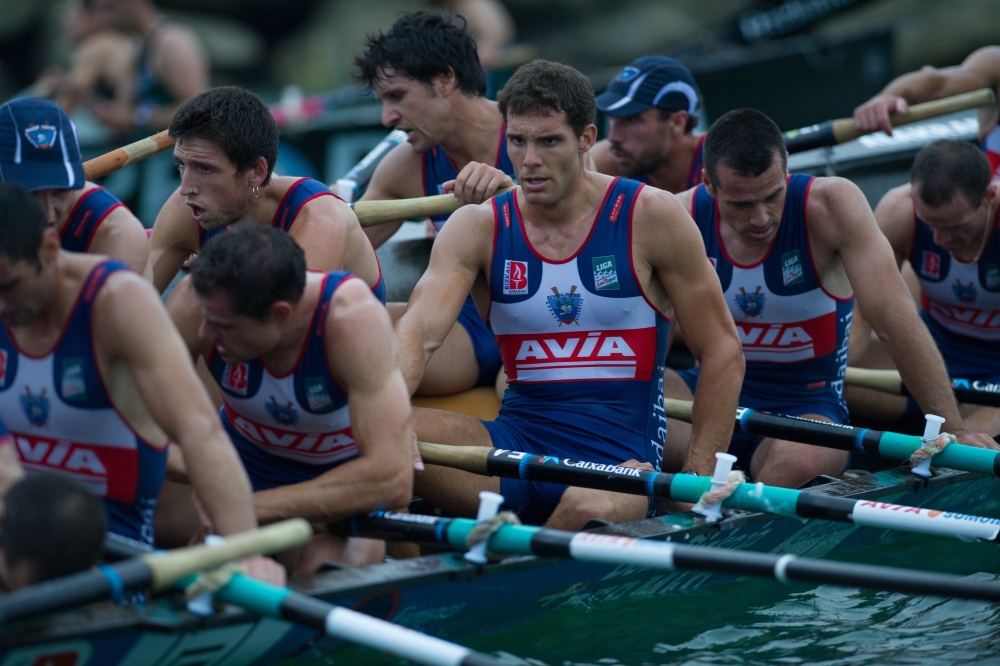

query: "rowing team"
(0, 10), (997, 594)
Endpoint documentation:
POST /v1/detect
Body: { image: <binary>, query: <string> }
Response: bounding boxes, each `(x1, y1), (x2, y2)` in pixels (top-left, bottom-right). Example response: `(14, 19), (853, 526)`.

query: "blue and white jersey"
(690, 174), (854, 391)
(209, 272), (357, 487)
(910, 206), (1000, 369)
(488, 178), (670, 468)
(0, 261), (167, 545)
(61, 186), (124, 253)
(423, 125), (516, 229)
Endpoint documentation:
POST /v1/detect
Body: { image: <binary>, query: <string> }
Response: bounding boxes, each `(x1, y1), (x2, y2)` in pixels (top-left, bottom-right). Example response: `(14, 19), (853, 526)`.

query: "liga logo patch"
(306, 377), (334, 411)
(593, 255), (619, 291)
(781, 250), (804, 286)
(503, 260), (528, 295)
(222, 362), (249, 395)
(985, 264), (1000, 290)
(921, 251), (941, 279)
(61, 358), (86, 401)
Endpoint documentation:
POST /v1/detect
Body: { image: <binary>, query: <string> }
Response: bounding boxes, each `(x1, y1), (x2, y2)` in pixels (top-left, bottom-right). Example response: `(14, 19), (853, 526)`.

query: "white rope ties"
(465, 511), (521, 562)
(910, 432), (956, 467)
(184, 560), (244, 600)
(693, 470), (746, 515)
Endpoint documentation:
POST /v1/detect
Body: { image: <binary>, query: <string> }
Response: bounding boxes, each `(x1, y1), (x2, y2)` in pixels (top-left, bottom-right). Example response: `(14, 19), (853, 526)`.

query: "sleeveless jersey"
(198, 178), (386, 303)
(209, 272), (357, 483)
(910, 205), (1000, 368)
(423, 125), (516, 229)
(691, 174), (854, 389)
(61, 187), (124, 253)
(0, 261), (167, 545)
(489, 178), (670, 467)
(637, 134), (705, 192)
(983, 120), (1000, 181)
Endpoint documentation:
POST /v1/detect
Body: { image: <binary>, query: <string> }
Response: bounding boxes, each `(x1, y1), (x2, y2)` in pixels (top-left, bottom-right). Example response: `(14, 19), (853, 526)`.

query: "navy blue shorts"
(677, 366), (849, 473)
(904, 355), (1000, 418)
(457, 295), (503, 387)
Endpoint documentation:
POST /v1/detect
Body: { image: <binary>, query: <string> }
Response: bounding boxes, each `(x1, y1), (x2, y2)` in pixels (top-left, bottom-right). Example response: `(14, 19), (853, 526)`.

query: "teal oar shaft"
(215, 574), (503, 666)
(337, 512), (1000, 603)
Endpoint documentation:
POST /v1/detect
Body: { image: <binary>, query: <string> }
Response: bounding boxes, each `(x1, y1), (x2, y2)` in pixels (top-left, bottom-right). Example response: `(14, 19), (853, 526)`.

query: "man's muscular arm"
(89, 207), (153, 280)
(360, 144), (427, 248)
(149, 191), (198, 293)
(812, 178), (998, 449)
(395, 203), (490, 394)
(587, 140), (623, 176)
(636, 188), (745, 475)
(288, 195), (354, 272)
(253, 280), (413, 523)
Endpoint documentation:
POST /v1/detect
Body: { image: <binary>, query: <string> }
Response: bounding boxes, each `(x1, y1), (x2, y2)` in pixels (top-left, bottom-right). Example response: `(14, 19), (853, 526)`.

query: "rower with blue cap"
(590, 56), (705, 195)
(0, 98), (151, 279)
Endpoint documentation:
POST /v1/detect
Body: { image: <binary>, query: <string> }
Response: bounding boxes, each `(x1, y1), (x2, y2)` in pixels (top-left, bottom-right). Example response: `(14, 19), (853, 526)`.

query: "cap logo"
(615, 67), (641, 84)
(24, 124), (58, 150)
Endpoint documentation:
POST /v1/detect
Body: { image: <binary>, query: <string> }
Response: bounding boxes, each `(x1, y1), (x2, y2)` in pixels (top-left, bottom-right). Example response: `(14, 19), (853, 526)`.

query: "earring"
(251, 186), (260, 199)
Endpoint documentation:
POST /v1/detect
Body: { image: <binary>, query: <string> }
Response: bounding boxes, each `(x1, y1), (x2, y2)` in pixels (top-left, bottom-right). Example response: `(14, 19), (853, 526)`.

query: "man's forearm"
(881, 69), (944, 101)
(395, 318), (432, 395)
(686, 343), (744, 475)
(183, 424), (259, 535)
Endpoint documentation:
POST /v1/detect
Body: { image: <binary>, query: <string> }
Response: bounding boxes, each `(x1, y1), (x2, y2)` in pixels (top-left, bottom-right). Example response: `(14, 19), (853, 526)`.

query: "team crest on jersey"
(222, 363), (249, 395)
(266, 396), (297, 426)
(21, 387), (49, 427)
(985, 264), (1000, 290)
(953, 279), (977, 303)
(781, 250), (804, 286)
(735, 286), (766, 317)
(921, 251), (941, 279)
(593, 255), (619, 291)
(305, 377), (334, 411)
(61, 358), (86, 401)
(547, 286), (582, 326)
(615, 66), (641, 84)
(503, 260), (528, 295)
(24, 123), (58, 150)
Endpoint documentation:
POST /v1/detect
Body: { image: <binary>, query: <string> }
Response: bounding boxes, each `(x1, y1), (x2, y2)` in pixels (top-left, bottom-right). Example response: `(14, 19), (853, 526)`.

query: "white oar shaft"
(851, 501), (1000, 541)
(326, 606), (471, 666)
(568, 533), (676, 568)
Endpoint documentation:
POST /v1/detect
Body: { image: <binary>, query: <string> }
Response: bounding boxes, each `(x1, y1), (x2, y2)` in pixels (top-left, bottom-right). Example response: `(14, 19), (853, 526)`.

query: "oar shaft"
(83, 130), (175, 180)
(845, 367), (1000, 407)
(352, 186), (515, 228)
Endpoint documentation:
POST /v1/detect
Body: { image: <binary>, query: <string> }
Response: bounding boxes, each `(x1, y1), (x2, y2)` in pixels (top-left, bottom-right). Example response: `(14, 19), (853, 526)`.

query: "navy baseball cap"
(596, 56), (701, 118)
(0, 98), (85, 191)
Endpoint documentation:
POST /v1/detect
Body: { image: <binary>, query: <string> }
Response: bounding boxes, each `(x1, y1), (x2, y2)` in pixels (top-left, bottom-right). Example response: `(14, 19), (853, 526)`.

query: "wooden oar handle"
(144, 518), (311, 591)
(832, 88), (997, 143)
(354, 185), (516, 227)
(83, 130), (175, 181)
(663, 398), (694, 423)
(418, 441), (491, 475)
(843, 367), (905, 395)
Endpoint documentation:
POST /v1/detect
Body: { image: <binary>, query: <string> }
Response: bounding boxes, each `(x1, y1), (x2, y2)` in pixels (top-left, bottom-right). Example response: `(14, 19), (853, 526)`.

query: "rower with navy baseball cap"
(590, 55), (706, 194)
(0, 98), (151, 278)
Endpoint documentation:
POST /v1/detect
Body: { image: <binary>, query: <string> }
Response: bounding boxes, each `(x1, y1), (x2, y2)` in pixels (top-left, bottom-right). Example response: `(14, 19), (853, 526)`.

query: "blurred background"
(2, 0), (999, 225)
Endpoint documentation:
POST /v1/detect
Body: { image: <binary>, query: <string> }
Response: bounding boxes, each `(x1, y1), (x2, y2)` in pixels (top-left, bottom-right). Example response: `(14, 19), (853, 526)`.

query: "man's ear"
(434, 68), (458, 97)
(267, 301), (293, 325)
(249, 156), (269, 189)
(579, 124), (598, 153)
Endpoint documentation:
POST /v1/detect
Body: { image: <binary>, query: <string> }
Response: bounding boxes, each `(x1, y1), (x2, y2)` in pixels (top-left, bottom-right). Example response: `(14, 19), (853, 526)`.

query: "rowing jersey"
(423, 125), (515, 229)
(488, 178), (670, 468)
(911, 205), (1000, 370)
(60, 186), (125, 253)
(0, 261), (167, 545)
(637, 134), (705, 192)
(690, 174), (854, 394)
(198, 178), (385, 303)
(209, 272), (357, 490)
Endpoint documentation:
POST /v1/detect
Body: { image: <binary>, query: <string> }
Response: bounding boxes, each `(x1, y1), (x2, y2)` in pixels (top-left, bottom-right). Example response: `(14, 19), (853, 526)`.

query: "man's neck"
(643, 132), (701, 194)
(436, 96), (504, 168)
(954, 200), (997, 262)
(520, 168), (605, 232)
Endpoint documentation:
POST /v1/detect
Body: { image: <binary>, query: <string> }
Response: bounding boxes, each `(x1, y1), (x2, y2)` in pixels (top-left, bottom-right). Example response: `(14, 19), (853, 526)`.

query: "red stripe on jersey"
(497, 327), (657, 383)
(12, 433), (138, 502)
(922, 291), (1000, 340)
(736, 311), (837, 363)
(224, 403), (356, 463)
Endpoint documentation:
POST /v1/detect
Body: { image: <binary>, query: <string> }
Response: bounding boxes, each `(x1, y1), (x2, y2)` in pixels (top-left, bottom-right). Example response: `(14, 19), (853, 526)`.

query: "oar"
(332, 511), (1000, 603)
(212, 573), (506, 666)
(352, 185), (516, 228)
(83, 130), (174, 181)
(663, 399), (1000, 477)
(846, 367), (1000, 408)
(0, 518), (311, 625)
(784, 88), (997, 154)
(417, 443), (1000, 543)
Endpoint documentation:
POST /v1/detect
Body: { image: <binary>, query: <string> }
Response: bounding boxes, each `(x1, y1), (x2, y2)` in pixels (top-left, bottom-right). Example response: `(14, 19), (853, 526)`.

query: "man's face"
(506, 111), (594, 207)
(175, 138), (254, 232)
(606, 108), (679, 177)
(372, 68), (452, 153)
(0, 231), (59, 327)
(912, 184), (992, 254)
(707, 152), (788, 247)
(196, 291), (281, 363)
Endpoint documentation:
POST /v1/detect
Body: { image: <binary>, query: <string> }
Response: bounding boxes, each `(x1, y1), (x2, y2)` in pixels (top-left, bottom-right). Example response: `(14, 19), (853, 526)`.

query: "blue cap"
(596, 56), (701, 118)
(0, 98), (85, 191)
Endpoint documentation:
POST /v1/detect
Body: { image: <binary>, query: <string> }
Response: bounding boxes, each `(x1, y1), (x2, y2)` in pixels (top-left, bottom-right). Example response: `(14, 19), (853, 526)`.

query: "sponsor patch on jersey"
(921, 251), (941, 279)
(24, 123), (58, 150)
(0, 349), (7, 388)
(807, 380), (827, 390)
(20, 387), (48, 427)
(615, 66), (641, 84)
(781, 250), (804, 286)
(13, 433), (138, 501)
(497, 327), (657, 382)
(61, 358), (86, 401)
(503, 260), (528, 295)
(503, 202), (511, 228)
(609, 193), (626, 222)
(734, 285), (765, 317)
(306, 377), (334, 411)
(593, 255), (619, 291)
(222, 362), (249, 395)
(953, 279), (977, 303)
(266, 396), (298, 426)
(985, 263), (1000, 290)
(735, 311), (836, 363)
(547, 286), (582, 326)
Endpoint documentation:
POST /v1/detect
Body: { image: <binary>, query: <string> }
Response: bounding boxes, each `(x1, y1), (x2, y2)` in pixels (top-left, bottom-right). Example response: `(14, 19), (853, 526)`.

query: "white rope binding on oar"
(911, 414), (950, 478)
(692, 452), (744, 522)
(466, 511), (522, 562)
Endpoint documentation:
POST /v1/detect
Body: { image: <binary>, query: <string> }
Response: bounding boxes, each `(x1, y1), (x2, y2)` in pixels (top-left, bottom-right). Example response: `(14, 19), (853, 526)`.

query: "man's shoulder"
(803, 175), (865, 214)
(588, 140), (620, 176)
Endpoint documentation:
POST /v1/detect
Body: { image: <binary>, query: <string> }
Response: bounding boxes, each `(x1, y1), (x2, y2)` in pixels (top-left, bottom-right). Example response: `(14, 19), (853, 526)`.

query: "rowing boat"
(1, 463), (996, 665)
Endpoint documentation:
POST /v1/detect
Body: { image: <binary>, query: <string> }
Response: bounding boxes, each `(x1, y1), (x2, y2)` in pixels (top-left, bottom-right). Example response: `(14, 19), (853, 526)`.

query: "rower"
(848, 140), (1000, 437)
(853, 46), (1000, 180)
(0, 182), (282, 583)
(664, 110), (999, 490)
(0, 98), (151, 278)
(396, 60), (744, 528)
(590, 56), (705, 194)
(167, 227), (413, 574)
(149, 87), (384, 300)
(355, 11), (515, 396)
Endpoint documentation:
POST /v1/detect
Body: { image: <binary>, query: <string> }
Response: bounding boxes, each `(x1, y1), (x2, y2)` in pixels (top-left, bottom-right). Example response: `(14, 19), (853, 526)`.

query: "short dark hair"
(703, 108), (787, 184)
(355, 11), (486, 96)
(0, 181), (48, 267)
(2, 474), (107, 584)
(497, 60), (596, 137)
(190, 225), (306, 320)
(169, 87), (279, 186)
(659, 107), (699, 134)
(911, 139), (991, 208)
